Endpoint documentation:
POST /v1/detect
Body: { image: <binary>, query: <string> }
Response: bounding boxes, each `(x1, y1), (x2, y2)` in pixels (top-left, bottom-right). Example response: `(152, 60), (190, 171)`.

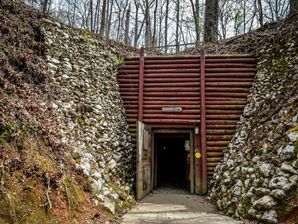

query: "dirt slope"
(0, 0), (125, 223)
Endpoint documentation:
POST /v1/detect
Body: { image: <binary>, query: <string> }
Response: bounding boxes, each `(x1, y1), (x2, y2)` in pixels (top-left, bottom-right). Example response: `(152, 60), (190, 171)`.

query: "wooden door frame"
(152, 129), (195, 194)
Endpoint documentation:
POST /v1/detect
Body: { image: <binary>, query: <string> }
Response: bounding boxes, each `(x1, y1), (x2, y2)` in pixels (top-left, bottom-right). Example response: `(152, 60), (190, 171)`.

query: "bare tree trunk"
(136, 19), (145, 47)
(124, 4), (131, 45)
(143, 0), (153, 48)
(99, 0), (107, 36)
(243, 0), (246, 33)
(190, 0), (200, 44)
(256, 0), (263, 27)
(90, 0), (94, 31)
(290, 0), (298, 15)
(94, 0), (101, 33)
(115, 0), (121, 41)
(204, 0), (218, 43)
(106, 0), (113, 38)
(175, 0), (180, 53)
(133, 0), (139, 47)
(42, 0), (49, 13)
(152, 0), (158, 47)
(164, 0), (169, 53)
(158, 10), (163, 47)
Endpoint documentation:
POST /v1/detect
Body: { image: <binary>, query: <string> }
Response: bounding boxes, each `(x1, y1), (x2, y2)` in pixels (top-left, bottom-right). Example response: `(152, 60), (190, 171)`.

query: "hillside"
(202, 13), (298, 224)
(0, 0), (136, 223)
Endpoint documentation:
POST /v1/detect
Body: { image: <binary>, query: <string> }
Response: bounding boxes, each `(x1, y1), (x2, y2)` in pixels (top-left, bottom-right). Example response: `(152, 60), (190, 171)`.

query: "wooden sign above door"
(161, 107), (183, 113)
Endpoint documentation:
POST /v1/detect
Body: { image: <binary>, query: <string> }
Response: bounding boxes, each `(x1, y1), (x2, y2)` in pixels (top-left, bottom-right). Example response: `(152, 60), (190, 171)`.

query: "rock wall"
(42, 19), (135, 214)
(209, 17), (298, 223)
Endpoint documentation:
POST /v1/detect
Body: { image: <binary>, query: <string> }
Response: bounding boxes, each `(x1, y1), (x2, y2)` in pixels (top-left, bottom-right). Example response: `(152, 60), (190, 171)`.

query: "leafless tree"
(25, 0), (293, 49)
(190, 0), (201, 44)
(204, 0), (219, 42)
(289, 0), (298, 15)
(164, 0), (169, 52)
(124, 4), (131, 45)
(99, 0), (107, 35)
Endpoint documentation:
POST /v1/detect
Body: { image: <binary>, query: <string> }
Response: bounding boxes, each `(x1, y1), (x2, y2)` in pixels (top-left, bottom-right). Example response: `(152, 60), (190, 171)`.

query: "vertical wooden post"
(138, 48), (145, 121)
(194, 128), (201, 194)
(200, 49), (207, 194)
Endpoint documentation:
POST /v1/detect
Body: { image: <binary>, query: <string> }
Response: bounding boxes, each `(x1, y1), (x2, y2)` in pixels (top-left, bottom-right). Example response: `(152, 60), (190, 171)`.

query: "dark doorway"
(155, 133), (190, 191)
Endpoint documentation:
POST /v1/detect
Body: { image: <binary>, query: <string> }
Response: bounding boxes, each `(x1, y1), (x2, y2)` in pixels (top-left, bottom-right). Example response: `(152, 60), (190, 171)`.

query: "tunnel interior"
(155, 133), (190, 191)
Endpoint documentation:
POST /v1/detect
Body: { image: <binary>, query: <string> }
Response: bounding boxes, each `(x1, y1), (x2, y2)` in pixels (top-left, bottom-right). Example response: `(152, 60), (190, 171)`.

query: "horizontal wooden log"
(206, 129), (236, 134)
(207, 135), (233, 141)
(207, 157), (222, 162)
(206, 120), (238, 125)
(206, 105), (245, 109)
(143, 119), (199, 124)
(150, 124), (195, 129)
(206, 73), (255, 78)
(144, 109), (200, 114)
(207, 146), (227, 151)
(144, 82), (200, 87)
(207, 141), (230, 146)
(144, 87), (200, 92)
(144, 96), (200, 101)
(206, 92), (249, 97)
(144, 92), (200, 97)
(206, 124), (237, 129)
(143, 114), (200, 119)
(144, 73), (200, 78)
(206, 82), (253, 87)
(206, 114), (241, 119)
(207, 152), (224, 157)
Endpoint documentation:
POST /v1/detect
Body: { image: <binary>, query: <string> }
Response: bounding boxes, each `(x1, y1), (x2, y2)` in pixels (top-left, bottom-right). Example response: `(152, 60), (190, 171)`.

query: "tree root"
(45, 173), (52, 210)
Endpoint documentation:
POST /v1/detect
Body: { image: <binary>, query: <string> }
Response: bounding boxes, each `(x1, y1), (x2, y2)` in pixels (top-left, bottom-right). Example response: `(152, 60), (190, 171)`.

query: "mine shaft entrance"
(136, 124), (196, 200)
(154, 132), (192, 192)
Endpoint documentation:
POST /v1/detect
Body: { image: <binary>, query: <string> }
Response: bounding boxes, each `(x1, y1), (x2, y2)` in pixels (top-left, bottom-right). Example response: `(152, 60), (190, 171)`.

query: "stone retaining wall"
(209, 24), (298, 223)
(42, 19), (135, 214)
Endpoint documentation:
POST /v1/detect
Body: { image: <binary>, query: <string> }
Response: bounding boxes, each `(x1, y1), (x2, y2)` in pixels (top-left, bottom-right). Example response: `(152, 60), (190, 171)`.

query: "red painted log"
(206, 77), (254, 82)
(205, 87), (250, 93)
(207, 135), (233, 141)
(144, 77), (200, 82)
(206, 92), (249, 97)
(144, 92), (200, 97)
(206, 82), (253, 87)
(205, 58), (256, 63)
(206, 120), (238, 125)
(150, 124), (195, 128)
(205, 68), (256, 72)
(206, 114), (241, 119)
(145, 68), (201, 73)
(206, 100), (246, 104)
(142, 119), (199, 124)
(144, 96), (200, 101)
(144, 64), (200, 69)
(143, 114), (200, 119)
(145, 59), (201, 65)
(138, 48), (144, 121)
(205, 73), (255, 77)
(206, 110), (243, 115)
(143, 104), (200, 109)
(144, 101), (200, 105)
(144, 82), (200, 87)
(206, 105), (245, 109)
(144, 87), (200, 92)
(143, 109), (200, 114)
(200, 49), (207, 194)
(144, 73), (200, 78)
